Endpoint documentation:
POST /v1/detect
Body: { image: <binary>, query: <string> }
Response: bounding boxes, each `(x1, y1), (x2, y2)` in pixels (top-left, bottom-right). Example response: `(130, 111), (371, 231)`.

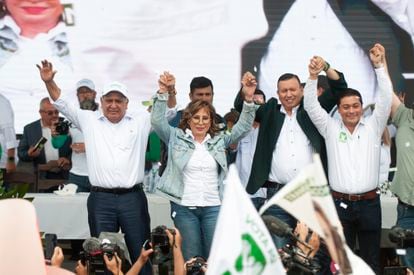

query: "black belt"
(91, 183), (143, 194)
(331, 189), (378, 201)
(263, 180), (284, 189)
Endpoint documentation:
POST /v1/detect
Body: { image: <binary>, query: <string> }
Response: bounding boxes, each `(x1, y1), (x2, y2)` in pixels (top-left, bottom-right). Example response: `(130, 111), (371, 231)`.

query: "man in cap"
(37, 60), (152, 274)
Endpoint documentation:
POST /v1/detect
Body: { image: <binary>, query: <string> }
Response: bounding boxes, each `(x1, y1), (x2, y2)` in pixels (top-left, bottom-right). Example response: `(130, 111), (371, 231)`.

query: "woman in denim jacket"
(151, 72), (256, 260)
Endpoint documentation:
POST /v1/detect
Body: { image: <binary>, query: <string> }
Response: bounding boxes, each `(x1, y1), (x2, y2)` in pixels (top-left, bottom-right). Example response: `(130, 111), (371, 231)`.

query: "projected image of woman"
(0, 0), (74, 133)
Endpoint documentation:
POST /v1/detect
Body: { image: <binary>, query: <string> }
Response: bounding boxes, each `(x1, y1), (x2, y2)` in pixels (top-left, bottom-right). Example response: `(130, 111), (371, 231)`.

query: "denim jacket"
(151, 93), (256, 204)
(0, 16), (71, 67)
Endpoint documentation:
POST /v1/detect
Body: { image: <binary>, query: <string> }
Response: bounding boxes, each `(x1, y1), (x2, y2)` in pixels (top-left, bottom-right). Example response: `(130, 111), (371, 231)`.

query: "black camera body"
(55, 117), (72, 135)
(150, 225), (175, 265)
(389, 226), (414, 248)
(186, 256), (207, 275)
(80, 240), (124, 273)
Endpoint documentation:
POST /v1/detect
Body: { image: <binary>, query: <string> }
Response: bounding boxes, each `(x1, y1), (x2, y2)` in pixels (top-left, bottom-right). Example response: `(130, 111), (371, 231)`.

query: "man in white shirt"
(37, 60), (153, 274)
(0, 93), (17, 185)
(304, 44), (393, 273)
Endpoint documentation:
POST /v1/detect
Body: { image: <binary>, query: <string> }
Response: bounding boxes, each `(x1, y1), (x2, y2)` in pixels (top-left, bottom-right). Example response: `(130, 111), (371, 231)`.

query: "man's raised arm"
(36, 60), (61, 101)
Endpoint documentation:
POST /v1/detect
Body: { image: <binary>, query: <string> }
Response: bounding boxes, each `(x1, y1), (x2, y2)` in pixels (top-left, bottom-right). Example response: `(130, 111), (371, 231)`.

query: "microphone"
(262, 215), (314, 251)
(262, 215), (293, 237)
(82, 237), (102, 255)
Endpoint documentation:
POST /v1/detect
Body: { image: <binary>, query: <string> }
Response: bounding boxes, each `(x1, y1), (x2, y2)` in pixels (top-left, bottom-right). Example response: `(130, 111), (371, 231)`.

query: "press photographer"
(262, 215), (321, 274)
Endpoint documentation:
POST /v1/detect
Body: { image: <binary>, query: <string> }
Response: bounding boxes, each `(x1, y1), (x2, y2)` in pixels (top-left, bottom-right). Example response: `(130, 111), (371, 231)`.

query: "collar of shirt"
(185, 128), (211, 144)
(2, 15), (67, 42)
(280, 104), (300, 116)
(97, 111), (134, 122)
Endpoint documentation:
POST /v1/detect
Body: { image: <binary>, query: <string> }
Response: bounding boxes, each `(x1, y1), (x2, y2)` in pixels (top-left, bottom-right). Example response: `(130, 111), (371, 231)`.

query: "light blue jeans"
(397, 201), (414, 271)
(170, 202), (220, 261)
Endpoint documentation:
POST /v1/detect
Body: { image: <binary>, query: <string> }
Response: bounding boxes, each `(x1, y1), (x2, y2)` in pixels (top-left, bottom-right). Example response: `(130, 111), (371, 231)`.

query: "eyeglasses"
(41, 110), (59, 116)
(191, 115), (211, 124)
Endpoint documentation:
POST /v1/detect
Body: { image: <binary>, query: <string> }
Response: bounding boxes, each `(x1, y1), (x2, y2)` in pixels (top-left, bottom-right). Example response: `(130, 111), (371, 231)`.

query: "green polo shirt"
(390, 104), (414, 205)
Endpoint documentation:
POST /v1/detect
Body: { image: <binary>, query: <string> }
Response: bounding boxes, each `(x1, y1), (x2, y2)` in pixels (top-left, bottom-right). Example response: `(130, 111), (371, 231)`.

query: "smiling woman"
(4, 0), (63, 38)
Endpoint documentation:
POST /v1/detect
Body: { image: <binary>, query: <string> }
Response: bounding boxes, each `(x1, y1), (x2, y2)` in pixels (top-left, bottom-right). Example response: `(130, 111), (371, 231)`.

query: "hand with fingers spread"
(241, 71), (257, 103)
(36, 60), (57, 83)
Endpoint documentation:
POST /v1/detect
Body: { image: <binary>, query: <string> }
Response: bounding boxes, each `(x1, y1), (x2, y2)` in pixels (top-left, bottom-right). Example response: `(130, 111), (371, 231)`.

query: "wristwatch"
(7, 156), (15, 162)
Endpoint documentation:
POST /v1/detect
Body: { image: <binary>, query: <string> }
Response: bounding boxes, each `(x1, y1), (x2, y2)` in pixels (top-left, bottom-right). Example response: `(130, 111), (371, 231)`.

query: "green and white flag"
(259, 154), (374, 275)
(207, 165), (286, 275)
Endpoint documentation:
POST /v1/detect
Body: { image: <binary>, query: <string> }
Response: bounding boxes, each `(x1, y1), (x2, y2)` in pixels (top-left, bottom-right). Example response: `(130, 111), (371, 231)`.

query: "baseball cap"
(102, 81), (129, 99)
(76, 79), (95, 91)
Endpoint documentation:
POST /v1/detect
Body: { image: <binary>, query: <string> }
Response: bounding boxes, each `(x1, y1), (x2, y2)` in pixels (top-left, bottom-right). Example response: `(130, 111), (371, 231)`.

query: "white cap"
(76, 79), (95, 91)
(102, 81), (129, 99)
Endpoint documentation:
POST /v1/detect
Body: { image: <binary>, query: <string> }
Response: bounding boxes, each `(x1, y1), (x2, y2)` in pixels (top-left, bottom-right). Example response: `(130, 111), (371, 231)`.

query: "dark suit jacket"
(234, 71), (347, 194)
(241, 0), (413, 93)
(18, 119), (72, 174)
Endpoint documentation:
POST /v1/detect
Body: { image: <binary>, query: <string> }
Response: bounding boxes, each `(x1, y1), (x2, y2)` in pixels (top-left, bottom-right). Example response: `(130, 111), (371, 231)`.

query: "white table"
(27, 193), (173, 240)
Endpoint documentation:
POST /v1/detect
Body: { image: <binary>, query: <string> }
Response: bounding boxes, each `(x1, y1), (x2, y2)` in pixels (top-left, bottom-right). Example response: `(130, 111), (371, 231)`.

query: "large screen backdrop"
(1, 0), (413, 133)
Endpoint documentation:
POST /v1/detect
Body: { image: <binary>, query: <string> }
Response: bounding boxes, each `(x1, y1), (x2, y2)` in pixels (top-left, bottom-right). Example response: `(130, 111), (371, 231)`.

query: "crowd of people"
(0, 42), (413, 275)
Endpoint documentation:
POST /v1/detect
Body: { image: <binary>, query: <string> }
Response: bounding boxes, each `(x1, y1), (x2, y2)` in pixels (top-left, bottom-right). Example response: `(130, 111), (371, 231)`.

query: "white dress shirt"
(259, 0), (376, 106)
(181, 130), (221, 207)
(0, 94), (17, 168)
(304, 67), (392, 194)
(236, 127), (266, 199)
(54, 97), (151, 188)
(268, 105), (314, 184)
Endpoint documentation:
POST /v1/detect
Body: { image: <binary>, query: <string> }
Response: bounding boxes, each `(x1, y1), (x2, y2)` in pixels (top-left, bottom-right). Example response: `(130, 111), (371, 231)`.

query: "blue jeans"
(68, 172), (91, 192)
(264, 187), (296, 249)
(397, 201), (414, 271)
(170, 202), (220, 261)
(251, 197), (266, 211)
(334, 196), (381, 274)
(87, 189), (152, 275)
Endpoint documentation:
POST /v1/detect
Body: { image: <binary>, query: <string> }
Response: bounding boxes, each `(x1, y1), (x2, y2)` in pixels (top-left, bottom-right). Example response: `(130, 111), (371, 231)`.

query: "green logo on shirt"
(339, 132), (347, 142)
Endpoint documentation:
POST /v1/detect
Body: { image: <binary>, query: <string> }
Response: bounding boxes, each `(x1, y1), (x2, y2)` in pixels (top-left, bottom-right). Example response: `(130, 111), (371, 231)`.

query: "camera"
(54, 117), (72, 135)
(79, 237), (128, 273)
(186, 256), (207, 275)
(150, 225), (175, 265)
(389, 226), (414, 248)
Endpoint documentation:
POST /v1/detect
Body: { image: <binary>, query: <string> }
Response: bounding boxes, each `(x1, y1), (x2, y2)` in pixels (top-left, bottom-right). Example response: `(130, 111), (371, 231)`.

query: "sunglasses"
(41, 110), (59, 116)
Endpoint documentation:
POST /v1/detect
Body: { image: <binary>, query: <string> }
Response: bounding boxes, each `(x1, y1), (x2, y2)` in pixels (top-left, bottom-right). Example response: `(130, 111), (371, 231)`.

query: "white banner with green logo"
(207, 166), (286, 275)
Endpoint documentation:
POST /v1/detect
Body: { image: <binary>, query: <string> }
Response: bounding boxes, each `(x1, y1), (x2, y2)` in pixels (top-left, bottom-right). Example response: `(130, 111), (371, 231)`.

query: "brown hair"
(178, 100), (220, 137)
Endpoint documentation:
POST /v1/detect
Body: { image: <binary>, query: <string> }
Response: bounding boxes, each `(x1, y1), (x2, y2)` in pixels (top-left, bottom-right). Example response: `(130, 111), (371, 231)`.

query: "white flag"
(207, 165), (286, 275)
(259, 155), (374, 275)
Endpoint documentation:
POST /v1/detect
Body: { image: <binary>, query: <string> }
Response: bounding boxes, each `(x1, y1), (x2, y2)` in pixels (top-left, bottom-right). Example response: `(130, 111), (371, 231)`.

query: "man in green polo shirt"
(390, 90), (414, 271)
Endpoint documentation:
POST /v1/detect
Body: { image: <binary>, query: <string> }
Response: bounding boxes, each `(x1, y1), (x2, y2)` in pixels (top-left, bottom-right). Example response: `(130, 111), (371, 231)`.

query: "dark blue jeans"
(170, 202), (220, 261)
(87, 189), (152, 275)
(68, 172), (91, 192)
(396, 201), (414, 271)
(334, 196), (381, 274)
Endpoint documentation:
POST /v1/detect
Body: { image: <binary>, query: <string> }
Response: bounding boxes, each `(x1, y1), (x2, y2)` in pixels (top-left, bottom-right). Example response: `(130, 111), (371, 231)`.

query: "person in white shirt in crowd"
(0, 93), (17, 186)
(304, 43), (393, 273)
(235, 88), (267, 210)
(151, 71), (256, 261)
(37, 60), (162, 275)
